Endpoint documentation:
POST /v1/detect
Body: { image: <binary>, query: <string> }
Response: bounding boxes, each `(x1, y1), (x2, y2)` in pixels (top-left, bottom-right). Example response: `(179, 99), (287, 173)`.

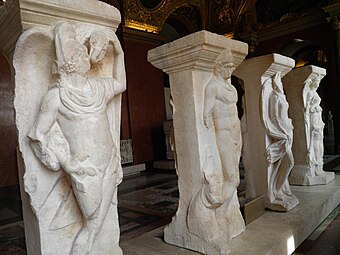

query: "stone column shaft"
(3, 1), (123, 255)
(283, 65), (335, 185)
(148, 31), (248, 254)
(233, 54), (298, 211)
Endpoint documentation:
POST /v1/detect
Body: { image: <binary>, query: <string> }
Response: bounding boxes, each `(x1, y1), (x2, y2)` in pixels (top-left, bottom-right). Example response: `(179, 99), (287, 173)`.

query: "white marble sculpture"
(188, 49), (245, 252)
(261, 72), (299, 211)
(14, 13), (125, 255)
(233, 54), (299, 212)
(283, 66), (335, 185)
(148, 31), (248, 255)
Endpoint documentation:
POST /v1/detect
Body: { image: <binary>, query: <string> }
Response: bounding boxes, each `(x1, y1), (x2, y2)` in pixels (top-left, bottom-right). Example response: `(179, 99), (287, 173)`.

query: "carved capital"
(234, 53), (294, 80)
(148, 30), (248, 74)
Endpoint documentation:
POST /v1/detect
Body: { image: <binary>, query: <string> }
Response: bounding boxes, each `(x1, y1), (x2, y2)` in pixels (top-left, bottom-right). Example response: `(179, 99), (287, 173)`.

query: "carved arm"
(109, 33), (126, 95)
(28, 88), (61, 171)
(203, 82), (217, 129)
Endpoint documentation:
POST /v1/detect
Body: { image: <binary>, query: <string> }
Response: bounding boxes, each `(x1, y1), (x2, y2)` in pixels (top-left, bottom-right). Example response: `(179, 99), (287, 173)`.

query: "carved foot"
(265, 193), (299, 212)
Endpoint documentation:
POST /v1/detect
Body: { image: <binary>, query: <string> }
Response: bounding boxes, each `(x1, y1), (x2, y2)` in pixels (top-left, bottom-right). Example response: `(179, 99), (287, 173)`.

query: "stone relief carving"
(261, 72), (299, 211)
(303, 76), (333, 179)
(120, 139), (133, 164)
(187, 49), (245, 254)
(25, 22), (125, 254)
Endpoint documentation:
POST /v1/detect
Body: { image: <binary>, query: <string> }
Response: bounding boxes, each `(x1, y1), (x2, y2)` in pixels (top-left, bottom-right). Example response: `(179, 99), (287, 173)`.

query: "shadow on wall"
(0, 51), (18, 188)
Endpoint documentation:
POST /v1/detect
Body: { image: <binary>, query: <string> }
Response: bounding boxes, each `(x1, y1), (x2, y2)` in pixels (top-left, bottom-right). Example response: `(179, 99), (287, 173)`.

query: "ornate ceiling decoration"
(209, 0), (257, 36)
(124, 0), (201, 33)
(140, 0), (162, 9)
(166, 5), (202, 35)
(256, 0), (329, 24)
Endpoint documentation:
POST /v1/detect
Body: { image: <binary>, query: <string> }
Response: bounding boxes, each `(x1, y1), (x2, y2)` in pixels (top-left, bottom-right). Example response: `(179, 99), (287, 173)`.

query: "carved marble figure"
(187, 49), (245, 254)
(303, 76), (334, 180)
(262, 72), (299, 211)
(148, 30), (248, 255)
(27, 22), (125, 255)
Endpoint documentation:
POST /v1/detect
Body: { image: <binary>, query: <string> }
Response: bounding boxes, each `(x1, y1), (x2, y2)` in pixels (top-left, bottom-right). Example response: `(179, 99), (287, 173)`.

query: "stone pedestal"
(234, 54), (299, 211)
(148, 31), (248, 254)
(4, 1), (124, 255)
(283, 65), (335, 185)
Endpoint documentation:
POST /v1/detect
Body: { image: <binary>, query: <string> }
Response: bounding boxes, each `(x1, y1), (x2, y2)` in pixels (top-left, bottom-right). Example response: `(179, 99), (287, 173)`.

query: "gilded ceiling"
(100, 0), (334, 37)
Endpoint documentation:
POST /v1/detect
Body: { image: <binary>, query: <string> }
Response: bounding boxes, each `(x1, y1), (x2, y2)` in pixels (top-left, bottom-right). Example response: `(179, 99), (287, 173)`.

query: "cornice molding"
(19, 0), (121, 30)
(0, 0), (122, 58)
(148, 30), (248, 74)
(122, 26), (165, 44)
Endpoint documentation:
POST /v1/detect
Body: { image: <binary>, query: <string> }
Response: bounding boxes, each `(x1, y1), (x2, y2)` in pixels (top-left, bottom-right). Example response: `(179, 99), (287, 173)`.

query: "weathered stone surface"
(148, 30), (248, 254)
(13, 1), (125, 254)
(234, 54), (299, 211)
(283, 65), (335, 186)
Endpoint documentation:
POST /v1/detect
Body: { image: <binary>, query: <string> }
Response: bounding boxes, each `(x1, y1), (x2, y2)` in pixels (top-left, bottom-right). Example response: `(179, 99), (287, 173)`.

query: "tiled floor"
(0, 171), (179, 254)
(118, 175), (178, 241)
(0, 161), (339, 254)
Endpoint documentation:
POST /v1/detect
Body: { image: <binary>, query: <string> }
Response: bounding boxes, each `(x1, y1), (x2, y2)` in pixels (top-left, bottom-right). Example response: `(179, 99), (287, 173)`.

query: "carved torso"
(212, 79), (239, 131)
(55, 77), (116, 170)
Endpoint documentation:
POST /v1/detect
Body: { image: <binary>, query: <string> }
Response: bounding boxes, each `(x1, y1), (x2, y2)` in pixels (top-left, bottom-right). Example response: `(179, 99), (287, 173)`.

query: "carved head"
(311, 75), (322, 89)
(272, 72), (284, 94)
(214, 49), (235, 80)
(54, 23), (91, 75)
(89, 31), (109, 64)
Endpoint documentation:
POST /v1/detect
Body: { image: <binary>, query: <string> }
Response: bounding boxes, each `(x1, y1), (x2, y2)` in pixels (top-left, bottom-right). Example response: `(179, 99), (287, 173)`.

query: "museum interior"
(0, 0), (340, 254)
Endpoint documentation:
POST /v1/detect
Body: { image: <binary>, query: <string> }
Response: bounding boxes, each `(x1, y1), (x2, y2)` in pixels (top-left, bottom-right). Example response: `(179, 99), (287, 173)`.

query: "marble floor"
(0, 161), (339, 254)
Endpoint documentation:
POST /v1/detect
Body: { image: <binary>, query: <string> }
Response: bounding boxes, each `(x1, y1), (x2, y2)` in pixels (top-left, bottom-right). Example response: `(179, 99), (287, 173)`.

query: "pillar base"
(289, 165), (335, 185)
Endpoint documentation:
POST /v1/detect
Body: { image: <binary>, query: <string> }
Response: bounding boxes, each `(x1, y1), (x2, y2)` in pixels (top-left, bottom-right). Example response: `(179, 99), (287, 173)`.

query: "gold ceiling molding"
(124, 0), (200, 33)
(122, 26), (165, 43)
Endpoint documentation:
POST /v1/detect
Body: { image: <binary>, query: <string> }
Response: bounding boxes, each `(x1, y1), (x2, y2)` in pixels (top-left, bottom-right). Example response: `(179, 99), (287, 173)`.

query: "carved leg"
(275, 148), (294, 193)
(70, 159), (119, 255)
(216, 130), (241, 208)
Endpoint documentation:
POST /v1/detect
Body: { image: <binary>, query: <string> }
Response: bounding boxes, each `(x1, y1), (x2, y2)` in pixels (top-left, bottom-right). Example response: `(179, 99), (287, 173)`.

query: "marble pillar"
(9, 1), (125, 254)
(233, 53), (299, 212)
(283, 65), (335, 185)
(148, 31), (248, 255)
